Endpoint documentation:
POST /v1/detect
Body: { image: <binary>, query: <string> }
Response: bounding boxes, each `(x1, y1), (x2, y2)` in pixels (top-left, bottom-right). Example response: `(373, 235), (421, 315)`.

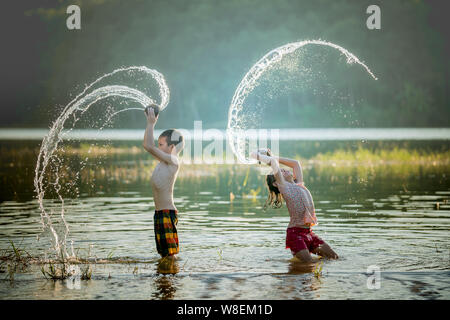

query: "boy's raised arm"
(143, 108), (179, 165)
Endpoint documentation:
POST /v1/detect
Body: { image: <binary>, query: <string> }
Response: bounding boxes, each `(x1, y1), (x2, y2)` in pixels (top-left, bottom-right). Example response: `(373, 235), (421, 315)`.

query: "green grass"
(313, 260), (324, 280)
(0, 241), (33, 283)
(41, 249), (72, 280)
(310, 146), (450, 165)
(0, 241), (94, 282)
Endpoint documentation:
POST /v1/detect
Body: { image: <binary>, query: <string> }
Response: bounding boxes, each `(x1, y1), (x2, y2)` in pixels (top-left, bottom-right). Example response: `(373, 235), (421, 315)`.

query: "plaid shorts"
(154, 209), (179, 257)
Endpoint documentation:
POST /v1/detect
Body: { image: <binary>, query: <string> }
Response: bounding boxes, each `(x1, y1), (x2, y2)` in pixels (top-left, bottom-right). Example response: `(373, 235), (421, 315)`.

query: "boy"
(143, 105), (184, 260)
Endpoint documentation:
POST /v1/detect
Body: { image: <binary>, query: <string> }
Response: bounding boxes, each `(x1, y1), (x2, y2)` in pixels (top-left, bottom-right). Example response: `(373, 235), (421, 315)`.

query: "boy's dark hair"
(159, 129), (184, 152)
(264, 174), (283, 210)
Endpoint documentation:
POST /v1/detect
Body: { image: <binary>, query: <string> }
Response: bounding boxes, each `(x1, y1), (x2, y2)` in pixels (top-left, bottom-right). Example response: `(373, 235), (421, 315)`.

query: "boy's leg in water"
(295, 249), (316, 263)
(312, 241), (339, 259)
(157, 255), (179, 274)
(159, 254), (177, 263)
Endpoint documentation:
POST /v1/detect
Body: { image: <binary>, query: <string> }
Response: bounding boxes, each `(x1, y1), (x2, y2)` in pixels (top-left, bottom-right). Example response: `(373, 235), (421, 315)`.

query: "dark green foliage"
(2, 0), (448, 128)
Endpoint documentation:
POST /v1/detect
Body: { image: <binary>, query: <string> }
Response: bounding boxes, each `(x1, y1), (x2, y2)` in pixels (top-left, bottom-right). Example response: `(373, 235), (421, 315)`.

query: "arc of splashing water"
(63, 66), (170, 115)
(226, 40), (378, 164)
(34, 66), (170, 257)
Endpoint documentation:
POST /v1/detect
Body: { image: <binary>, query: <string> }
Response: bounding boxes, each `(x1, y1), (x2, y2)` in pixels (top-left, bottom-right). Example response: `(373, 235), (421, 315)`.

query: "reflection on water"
(0, 141), (449, 299)
(153, 274), (178, 300)
(286, 258), (318, 275)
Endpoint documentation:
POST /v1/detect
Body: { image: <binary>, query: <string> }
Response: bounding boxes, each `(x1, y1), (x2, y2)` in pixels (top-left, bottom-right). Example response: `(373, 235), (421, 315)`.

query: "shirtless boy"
(143, 105), (184, 259)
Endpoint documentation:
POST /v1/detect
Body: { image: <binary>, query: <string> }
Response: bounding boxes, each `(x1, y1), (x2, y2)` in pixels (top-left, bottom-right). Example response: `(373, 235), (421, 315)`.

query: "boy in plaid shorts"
(143, 105), (185, 259)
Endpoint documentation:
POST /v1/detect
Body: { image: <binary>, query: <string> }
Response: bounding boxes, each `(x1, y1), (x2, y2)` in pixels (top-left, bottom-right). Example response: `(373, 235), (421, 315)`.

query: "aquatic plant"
(0, 241), (33, 284)
(41, 249), (71, 280)
(40, 245), (95, 281)
(107, 249), (115, 260)
(80, 264), (93, 280)
(313, 260), (324, 280)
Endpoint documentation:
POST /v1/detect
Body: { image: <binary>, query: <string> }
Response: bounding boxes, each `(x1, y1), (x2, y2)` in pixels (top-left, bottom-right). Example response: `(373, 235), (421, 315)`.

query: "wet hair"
(145, 104), (160, 117)
(159, 129), (184, 153)
(264, 174), (283, 210)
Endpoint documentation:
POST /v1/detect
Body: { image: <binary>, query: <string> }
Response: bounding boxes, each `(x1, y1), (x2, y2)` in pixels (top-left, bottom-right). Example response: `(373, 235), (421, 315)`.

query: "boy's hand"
(145, 107), (158, 125)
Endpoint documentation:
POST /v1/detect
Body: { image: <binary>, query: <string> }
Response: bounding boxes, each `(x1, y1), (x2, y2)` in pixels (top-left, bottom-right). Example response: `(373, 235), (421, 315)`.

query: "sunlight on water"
(1, 163), (449, 299)
(2, 128), (450, 141)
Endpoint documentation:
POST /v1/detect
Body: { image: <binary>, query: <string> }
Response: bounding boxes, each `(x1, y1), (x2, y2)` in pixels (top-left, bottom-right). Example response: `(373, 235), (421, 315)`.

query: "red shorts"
(286, 227), (324, 255)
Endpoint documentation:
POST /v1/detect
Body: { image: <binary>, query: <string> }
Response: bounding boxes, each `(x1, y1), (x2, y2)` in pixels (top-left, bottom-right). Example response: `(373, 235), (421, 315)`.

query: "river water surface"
(0, 132), (449, 299)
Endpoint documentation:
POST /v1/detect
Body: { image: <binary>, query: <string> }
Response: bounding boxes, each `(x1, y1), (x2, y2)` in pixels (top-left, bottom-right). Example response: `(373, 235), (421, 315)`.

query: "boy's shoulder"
(160, 152), (180, 168)
(170, 154), (181, 167)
